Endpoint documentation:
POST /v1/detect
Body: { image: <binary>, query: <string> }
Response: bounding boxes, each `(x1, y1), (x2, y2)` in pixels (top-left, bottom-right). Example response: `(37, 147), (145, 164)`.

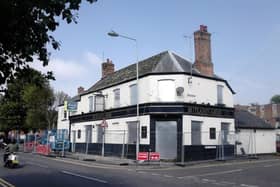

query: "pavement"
(47, 150), (280, 169)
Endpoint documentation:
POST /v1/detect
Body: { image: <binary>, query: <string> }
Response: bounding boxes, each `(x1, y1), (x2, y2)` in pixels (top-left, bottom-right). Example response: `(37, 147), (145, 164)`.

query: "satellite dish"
(176, 87), (184, 96)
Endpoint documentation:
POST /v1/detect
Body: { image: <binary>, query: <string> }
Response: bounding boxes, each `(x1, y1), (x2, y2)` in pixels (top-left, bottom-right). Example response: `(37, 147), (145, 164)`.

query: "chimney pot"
(194, 25), (214, 77)
(78, 86), (84, 95)
(102, 58), (115, 78)
(200, 25), (208, 32)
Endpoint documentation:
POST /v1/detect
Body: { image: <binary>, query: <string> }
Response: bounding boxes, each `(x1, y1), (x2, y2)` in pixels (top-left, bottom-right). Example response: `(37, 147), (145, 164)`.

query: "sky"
(32, 0), (280, 105)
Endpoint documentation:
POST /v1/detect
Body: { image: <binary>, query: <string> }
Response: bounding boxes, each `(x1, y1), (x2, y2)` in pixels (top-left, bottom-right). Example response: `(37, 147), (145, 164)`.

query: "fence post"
(181, 132), (185, 165)
(121, 130), (126, 159)
(62, 139), (65, 157)
(86, 130), (89, 155)
(102, 127), (105, 157)
(33, 134), (37, 153)
(46, 131), (49, 153)
(23, 135), (26, 153)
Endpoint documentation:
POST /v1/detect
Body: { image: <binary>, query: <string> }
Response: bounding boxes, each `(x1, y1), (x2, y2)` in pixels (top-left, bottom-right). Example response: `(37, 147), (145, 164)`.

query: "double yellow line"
(0, 178), (15, 187)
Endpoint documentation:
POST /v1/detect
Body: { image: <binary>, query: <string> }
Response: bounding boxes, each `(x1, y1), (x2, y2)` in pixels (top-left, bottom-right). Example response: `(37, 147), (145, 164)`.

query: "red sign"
(149, 152), (160, 160)
(138, 152), (148, 160)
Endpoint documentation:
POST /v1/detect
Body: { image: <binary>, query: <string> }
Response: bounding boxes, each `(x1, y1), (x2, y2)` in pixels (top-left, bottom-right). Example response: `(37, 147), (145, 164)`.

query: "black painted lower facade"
(69, 103), (235, 162)
(71, 143), (234, 161)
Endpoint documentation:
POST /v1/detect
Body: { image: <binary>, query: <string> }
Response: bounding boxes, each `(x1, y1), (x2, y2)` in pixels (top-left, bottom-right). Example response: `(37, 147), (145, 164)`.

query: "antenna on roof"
(183, 35), (193, 84)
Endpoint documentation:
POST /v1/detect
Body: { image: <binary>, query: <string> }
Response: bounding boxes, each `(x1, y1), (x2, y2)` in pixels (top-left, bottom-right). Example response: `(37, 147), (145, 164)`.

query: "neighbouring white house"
(235, 109), (277, 155)
(57, 25), (235, 161)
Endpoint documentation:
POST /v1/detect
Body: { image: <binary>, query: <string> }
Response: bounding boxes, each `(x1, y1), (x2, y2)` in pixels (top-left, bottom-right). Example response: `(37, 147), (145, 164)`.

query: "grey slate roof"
(235, 109), (275, 129)
(82, 51), (231, 95)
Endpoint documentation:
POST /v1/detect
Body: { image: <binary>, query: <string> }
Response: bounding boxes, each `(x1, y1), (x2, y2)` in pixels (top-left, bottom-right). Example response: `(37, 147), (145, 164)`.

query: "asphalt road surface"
(0, 152), (280, 187)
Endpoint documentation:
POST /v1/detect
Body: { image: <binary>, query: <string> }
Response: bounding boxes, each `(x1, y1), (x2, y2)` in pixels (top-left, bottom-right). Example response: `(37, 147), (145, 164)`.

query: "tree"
(23, 83), (55, 130)
(0, 68), (55, 132)
(270, 95), (280, 104)
(54, 91), (71, 109)
(0, 0), (97, 88)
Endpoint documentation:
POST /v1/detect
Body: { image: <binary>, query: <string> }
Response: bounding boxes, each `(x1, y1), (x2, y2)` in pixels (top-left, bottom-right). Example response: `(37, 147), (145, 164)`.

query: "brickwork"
(102, 58), (115, 78)
(193, 25), (214, 77)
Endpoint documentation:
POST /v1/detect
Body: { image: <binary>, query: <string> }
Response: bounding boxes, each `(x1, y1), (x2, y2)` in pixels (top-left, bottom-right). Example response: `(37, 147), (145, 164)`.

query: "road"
(0, 152), (280, 187)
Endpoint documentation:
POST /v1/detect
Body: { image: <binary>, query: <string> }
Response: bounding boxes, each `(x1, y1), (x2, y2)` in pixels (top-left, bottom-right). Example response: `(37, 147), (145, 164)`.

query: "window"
(221, 122), (230, 144)
(77, 130), (81, 139)
(141, 126), (147, 139)
(88, 96), (93, 112)
(209, 128), (216, 139)
(191, 121), (202, 145)
(114, 89), (120, 107)
(127, 121), (137, 144)
(158, 79), (175, 101)
(95, 95), (104, 111)
(217, 85), (224, 105)
(63, 110), (67, 119)
(130, 84), (137, 105)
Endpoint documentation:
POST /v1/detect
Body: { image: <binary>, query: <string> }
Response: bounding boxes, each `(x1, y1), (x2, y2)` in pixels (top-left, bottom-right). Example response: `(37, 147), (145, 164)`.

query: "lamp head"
(108, 30), (119, 37)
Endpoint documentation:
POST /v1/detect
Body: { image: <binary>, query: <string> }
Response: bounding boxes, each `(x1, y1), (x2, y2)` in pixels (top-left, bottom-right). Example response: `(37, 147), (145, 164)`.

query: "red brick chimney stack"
(102, 58), (115, 78)
(193, 25), (214, 77)
(78, 86), (84, 95)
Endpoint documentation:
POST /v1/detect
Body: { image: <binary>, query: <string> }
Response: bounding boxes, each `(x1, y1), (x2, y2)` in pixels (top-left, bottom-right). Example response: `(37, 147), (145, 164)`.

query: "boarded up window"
(158, 80), (175, 101)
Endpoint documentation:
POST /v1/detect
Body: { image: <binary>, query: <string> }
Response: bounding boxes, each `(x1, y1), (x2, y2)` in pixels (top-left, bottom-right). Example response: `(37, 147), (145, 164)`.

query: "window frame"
(141, 126), (147, 139)
(113, 88), (120, 108)
(77, 130), (81, 139)
(209, 128), (216, 140)
(88, 95), (94, 112)
(217, 85), (224, 105)
(129, 84), (137, 105)
(94, 94), (105, 111)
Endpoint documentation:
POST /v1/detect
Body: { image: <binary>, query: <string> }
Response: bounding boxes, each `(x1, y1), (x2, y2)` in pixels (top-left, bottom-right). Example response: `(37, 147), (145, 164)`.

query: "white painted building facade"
(235, 109), (277, 155)
(57, 26), (235, 160)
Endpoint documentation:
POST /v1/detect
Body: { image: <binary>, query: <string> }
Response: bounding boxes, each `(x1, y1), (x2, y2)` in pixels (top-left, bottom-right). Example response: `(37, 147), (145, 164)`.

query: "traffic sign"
(149, 152), (160, 160)
(138, 152), (148, 161)
(100, 119), (108, 128)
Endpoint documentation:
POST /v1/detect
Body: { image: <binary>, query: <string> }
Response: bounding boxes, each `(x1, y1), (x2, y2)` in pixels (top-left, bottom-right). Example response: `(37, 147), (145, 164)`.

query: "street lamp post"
(108, 30), (140, 161)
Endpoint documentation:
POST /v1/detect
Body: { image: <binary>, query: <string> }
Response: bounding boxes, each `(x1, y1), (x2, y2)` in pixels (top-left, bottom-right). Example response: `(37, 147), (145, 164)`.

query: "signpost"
(138, 152), (148, 161)
(137, 152), (160, 161)
(101, 119), (108, 157)
(149, 152), (160, 161)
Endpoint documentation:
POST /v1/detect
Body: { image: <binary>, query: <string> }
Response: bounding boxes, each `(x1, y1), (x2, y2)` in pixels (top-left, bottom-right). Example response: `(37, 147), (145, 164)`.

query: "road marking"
(264, 163), (280, 168)
(240, 184), (259, 187)
(151, 173), (160, 176)
(202, 178), (216, 182)
(137, 171), (146, 174)
(219, 181), (236, 185)
(184, 169), (243, 178)
(177, 177), (184, 179)
(61, 170), (108, 184)
(0, 178), (15, 187)
(163, 174), (173, 178)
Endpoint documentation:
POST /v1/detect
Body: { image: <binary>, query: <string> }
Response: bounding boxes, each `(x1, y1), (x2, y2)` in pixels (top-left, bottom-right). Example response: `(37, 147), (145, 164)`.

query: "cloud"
(32, 58), (88, 81)
(84, 51), (102, 65)
(31, 52), (102, 96)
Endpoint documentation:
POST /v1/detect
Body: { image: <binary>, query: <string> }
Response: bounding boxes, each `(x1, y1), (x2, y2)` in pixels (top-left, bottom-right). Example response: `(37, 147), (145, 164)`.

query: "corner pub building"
(57, 25), (235, 161)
